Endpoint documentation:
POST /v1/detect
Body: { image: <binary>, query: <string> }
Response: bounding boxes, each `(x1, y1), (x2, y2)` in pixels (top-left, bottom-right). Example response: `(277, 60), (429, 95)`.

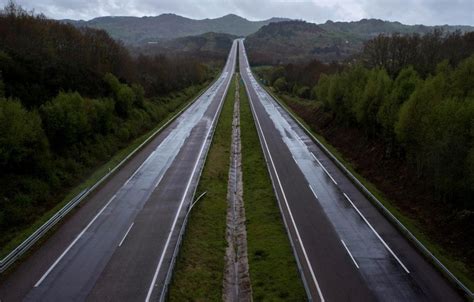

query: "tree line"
(256, 30), (474, 207)
(315, 57), (473, 205)
(0, 2), (214, 246)
(361, 30), (474, 78)
(0, 2), (210, 107)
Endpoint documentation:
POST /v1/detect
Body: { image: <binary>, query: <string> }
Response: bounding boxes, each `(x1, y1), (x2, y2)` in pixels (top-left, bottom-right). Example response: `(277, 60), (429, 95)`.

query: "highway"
(0, 40), (237, 302)
(238, 39), (462, 302)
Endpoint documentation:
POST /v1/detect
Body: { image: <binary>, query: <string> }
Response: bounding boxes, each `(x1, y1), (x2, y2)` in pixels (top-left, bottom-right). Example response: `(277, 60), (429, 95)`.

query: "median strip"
(223, 75), (252, 301)
(169, 71), (307, 301)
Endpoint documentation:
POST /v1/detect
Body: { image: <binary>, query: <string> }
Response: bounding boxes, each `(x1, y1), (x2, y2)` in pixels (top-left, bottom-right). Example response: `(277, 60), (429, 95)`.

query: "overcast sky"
(3, 0), (474, 26)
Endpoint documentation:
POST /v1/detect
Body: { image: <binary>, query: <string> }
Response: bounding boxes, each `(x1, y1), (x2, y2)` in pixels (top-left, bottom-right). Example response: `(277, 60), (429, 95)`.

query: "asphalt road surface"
(239, 39), (463, 302)
(0, 40), (237, 302)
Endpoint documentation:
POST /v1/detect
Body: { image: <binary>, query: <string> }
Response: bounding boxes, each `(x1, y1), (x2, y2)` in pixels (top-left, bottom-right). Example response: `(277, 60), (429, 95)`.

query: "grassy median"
(168, 75), (236, 301)
(240, 77), (307, 301)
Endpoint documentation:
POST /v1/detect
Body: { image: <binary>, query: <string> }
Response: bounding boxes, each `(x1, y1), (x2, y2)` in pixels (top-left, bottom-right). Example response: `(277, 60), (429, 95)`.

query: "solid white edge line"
(35, 126), (173, 287)
(154, 169), (167, 189)
(308, 185), (318, 200)
(296, 136), (305, 146)
(33, 51), (231, 290)
(311, 152), (318, 162)
(34, 194), (117, 287)
(118, 222), (134, 247)
(242, 50), (325, 302)
(343, 193), (410, 274)
(341, 239), (359, 269)
(311, 153), (338, 185)
(144, 42), (237, 302)
(125, 150), (157, 187)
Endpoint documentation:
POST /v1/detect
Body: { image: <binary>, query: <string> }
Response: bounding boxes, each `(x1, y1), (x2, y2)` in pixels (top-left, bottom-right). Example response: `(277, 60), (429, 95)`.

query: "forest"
(0, 3), (214, 249)
(255, 30), (474, 279)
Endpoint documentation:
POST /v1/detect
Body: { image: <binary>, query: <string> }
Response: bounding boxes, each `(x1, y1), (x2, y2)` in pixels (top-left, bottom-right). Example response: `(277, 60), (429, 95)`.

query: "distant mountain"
(319, 18), (474, 39)
(63, 14), (289, 45)
(245, 20), (360, 64)
(133, 32), (237, 61)
(245, 19), (474, 64)
(63, 14), (474, 62)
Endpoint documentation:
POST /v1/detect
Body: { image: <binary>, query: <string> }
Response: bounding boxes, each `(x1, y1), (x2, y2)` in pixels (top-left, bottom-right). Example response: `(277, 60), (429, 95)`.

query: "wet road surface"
(239, 39), (462, 302)
(0, 40), (237, 302)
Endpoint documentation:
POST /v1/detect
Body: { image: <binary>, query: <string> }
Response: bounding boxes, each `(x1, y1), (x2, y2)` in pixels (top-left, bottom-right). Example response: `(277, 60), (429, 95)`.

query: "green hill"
(245, 20), (361, 64)
(320, 18), (474, 38)
(64, 14), (289, 45)
(133, 32), (237, 61)
(245, 19), (474, 64)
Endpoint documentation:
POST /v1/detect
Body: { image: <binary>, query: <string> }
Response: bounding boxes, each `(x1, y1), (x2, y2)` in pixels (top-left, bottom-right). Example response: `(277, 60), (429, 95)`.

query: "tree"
(395, 68), (449, 176)
(327, 74), (345, 115)
(314, 74), (331, 105)
(132, 83), (145, 108)
(377, 66), (420, 145)
(40, 92), (91, 151)
(104, 73), (121, 96)
(115, 86), (135, 118)
(0, 98), (49, 173)
(421, 98), (473, 200)
(0, 73), (4, 98)
(353, 68), (391, 135)
(273, 77), (288, 92)
(296, 86), (310, 99)
(340, 65), (368, 124)
(451, 54), (474, 99)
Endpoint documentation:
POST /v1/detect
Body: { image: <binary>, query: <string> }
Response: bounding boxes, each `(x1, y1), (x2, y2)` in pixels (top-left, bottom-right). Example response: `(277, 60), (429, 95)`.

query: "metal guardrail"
(260, 81), (474, 300)
(0, 80), (214, 275)
(158, 191), (207, 302)
(0, 188), (88, 273)
(157, 62), (237, 302)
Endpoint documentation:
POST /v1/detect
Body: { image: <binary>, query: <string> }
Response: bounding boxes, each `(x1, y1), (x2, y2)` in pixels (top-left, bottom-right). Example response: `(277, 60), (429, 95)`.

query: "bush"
(116, 86), (135, 117)
(0, 76), (4, 98)
(273, 77), (287, 92)
(0, 98), (49, 173)
(296, 86), (310, 98)
(40, 92), (91, 151)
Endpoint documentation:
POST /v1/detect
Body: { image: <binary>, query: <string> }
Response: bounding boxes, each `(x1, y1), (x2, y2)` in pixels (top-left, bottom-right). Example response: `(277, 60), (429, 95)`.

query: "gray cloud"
(2, 0), (473, 25)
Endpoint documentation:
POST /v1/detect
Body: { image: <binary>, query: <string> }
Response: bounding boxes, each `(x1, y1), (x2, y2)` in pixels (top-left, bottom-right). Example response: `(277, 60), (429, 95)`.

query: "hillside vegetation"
(0, 3), (213, 251)
(246, 20), (474, 64)
(254, 30), (474, 286)
(319, 18), (473, 39)
(63, 14), (473, 64)
(133, 32), (237, 62)
(65, 14), (288, 45)
(246, 20), (360, 63)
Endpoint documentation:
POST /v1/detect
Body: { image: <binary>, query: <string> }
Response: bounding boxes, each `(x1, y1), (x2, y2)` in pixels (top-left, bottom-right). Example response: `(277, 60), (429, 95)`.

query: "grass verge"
(0, 82), (211, 259)
(168, 75), (236, 301)
(240, 76), (307, 301)
(261, 85), (474, 295)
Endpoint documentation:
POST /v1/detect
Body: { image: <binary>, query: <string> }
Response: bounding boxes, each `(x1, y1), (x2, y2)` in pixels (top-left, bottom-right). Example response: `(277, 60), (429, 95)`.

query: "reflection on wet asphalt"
(244, 67), (426, 301)
(26, 59), (233, 302)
